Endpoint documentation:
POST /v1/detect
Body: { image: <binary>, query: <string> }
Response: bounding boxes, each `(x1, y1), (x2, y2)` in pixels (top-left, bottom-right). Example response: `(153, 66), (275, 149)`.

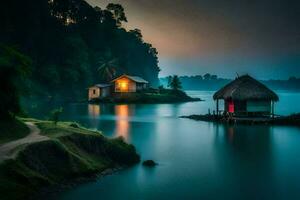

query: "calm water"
(33, 91), (300, 200)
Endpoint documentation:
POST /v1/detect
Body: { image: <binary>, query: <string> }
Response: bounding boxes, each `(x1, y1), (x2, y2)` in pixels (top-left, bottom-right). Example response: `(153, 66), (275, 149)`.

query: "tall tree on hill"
(106, 3), (127, 26)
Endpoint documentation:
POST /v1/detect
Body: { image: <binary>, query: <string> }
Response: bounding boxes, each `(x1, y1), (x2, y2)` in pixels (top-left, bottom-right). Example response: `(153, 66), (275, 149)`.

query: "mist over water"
(28, 91), (300, 200)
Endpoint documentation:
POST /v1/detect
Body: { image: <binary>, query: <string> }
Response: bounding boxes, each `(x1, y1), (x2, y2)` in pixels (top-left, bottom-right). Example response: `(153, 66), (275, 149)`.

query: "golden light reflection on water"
(88, 104), (100, 117)
(88, 104), (100, 128)
(115, 104), (130, 140)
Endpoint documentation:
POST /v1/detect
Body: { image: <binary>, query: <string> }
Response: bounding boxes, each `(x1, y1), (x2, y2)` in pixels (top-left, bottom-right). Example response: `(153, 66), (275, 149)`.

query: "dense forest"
(160, 74), (300, 91)
(0, 0), (160, 104)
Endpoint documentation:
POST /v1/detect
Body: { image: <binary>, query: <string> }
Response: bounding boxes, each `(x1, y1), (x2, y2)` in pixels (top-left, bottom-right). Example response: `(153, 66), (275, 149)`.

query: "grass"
(0, 118), (140, 200)
(35, 121), (101, 138)
(0, 118), (29, 145)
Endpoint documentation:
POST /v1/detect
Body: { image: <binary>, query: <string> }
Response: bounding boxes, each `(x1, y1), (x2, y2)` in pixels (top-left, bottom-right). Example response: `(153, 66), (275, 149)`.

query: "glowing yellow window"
(119, 81), (128, 91)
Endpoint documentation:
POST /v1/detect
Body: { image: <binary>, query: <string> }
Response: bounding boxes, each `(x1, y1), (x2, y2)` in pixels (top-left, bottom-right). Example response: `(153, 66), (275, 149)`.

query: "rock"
(142, 160), (157, 167)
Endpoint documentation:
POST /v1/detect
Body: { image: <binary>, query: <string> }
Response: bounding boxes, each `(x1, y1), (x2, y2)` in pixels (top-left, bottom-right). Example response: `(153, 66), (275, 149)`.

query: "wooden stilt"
(272, 101), (275, 118)
(216, 99), (219, 116)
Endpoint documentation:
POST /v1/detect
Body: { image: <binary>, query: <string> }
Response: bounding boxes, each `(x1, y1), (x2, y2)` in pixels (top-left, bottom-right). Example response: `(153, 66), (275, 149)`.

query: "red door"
(228, 100), (234, 113)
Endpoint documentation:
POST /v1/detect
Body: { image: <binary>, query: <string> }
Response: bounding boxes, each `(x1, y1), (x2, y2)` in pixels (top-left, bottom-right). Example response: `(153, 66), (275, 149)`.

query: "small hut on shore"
(213, 75), (279, 117)
(88, 84), (111, 100)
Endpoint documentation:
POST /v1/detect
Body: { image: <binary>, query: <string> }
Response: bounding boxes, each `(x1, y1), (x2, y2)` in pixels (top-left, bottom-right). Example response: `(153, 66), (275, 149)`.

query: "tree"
(129, 29), (143, 42)
(50, 107), (63, 125)
(1, 0), (161, 101)
(158, 85), (164, 93)
(0, 45), (31, 120)
(167, 75), (172, 88)
(97, 51), (119, 81)
(211, 75), (218, 80)
(170, 75), (182, 90)
(203, 73), (211, 80)
(106, 3), (127, 26)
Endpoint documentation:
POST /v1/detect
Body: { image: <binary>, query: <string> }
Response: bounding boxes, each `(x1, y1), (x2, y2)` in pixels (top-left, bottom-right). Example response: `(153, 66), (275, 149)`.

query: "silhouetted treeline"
(160, 74), (300, 91)
(0, 0), (160, 102)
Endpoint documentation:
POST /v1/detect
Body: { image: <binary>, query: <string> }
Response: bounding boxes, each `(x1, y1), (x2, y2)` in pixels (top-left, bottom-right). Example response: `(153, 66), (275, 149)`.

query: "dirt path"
(0, 122), (49, 162)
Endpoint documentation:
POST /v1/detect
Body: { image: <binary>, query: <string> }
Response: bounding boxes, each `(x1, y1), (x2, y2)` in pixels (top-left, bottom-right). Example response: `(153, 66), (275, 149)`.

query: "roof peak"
(111, 74), (148, 83)
(213, 75), (279, 101)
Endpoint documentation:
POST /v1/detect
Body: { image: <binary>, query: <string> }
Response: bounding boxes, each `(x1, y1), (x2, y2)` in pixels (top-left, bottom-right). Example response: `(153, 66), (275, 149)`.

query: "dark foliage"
(0, 0), (160, 102)
(50, 107), (63, 125)
(0, 45), (31, 119)
(160, 74), (300, 91)
(169, 75), (182, 90)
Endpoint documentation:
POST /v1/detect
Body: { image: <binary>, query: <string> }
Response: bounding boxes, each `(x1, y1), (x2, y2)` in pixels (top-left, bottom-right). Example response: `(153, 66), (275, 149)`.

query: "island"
(89, 88), (201, 104)
(88, 74), (201, 104)
(0, 119), (140, 200)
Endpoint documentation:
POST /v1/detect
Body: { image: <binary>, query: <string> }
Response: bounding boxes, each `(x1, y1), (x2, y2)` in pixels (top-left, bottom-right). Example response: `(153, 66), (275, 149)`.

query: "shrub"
(50, 107), (63, 125)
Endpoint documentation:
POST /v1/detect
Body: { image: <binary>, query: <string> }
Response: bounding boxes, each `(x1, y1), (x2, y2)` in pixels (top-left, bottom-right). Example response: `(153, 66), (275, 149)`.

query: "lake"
(32, 91), (300, 200)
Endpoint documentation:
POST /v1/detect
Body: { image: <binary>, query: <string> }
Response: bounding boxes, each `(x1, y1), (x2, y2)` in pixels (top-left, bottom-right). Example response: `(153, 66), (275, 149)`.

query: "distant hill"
(160, 74), (300, 91)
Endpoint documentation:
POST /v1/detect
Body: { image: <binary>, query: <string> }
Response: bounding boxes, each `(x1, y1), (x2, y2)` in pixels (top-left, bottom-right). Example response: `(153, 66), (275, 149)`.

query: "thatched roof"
(213, 75), (279, 101)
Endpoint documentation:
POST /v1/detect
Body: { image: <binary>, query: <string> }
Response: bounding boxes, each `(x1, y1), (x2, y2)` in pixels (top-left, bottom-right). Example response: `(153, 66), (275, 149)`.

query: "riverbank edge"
(180, 114), (300, 126)
(89, 90), (202, 104)
(0, 120), (140, 200)
(31, 165), (126, 200)
(90, 97), (202, 104)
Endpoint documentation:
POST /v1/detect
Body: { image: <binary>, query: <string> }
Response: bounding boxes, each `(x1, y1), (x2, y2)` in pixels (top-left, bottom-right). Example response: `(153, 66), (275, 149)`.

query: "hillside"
(1, 0), (160, 102)
(0, 120), (140, 200)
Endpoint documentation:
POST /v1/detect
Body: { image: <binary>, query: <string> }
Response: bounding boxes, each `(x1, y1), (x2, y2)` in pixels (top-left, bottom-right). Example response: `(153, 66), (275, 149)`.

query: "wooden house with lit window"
(88, 84), (111, 100)
(111, 74), (149, 93)
(213, 75), (279, 117)
(88, 74), (149, 101)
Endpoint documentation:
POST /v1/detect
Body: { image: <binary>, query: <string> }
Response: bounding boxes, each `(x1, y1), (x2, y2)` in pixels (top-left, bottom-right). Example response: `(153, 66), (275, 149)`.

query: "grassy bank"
(90, 89), (201, 104)
(0, 120), (140, 200)
(0, 119), (29, 145)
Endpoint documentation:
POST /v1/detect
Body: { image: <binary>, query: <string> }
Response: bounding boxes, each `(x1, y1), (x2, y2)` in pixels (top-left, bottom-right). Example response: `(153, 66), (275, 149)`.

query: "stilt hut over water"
(213, 75), (279, 117)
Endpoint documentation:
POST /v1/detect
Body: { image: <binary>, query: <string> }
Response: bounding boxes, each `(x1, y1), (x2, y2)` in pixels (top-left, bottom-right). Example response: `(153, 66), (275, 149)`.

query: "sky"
(86, 0), (300, 79)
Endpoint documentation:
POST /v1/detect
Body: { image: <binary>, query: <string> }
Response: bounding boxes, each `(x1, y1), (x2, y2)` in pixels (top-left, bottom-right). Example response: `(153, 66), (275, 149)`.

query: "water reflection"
(88, 104), (100, 127)
(88, 104), (100, 117)
(213, 124), (276, 198)
(26, 91), (300, 200)
(214, 124), (273, 156)
(114, 105), (133, 140)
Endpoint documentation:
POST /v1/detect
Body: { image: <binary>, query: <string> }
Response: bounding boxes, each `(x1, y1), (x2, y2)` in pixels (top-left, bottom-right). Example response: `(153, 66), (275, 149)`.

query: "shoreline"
(0, 120), (140, 200)
(181, 114), (300, 126)
(88, 89), (202, 104)
(32, 166), (126, 200)
(88, 98), (202, 104)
